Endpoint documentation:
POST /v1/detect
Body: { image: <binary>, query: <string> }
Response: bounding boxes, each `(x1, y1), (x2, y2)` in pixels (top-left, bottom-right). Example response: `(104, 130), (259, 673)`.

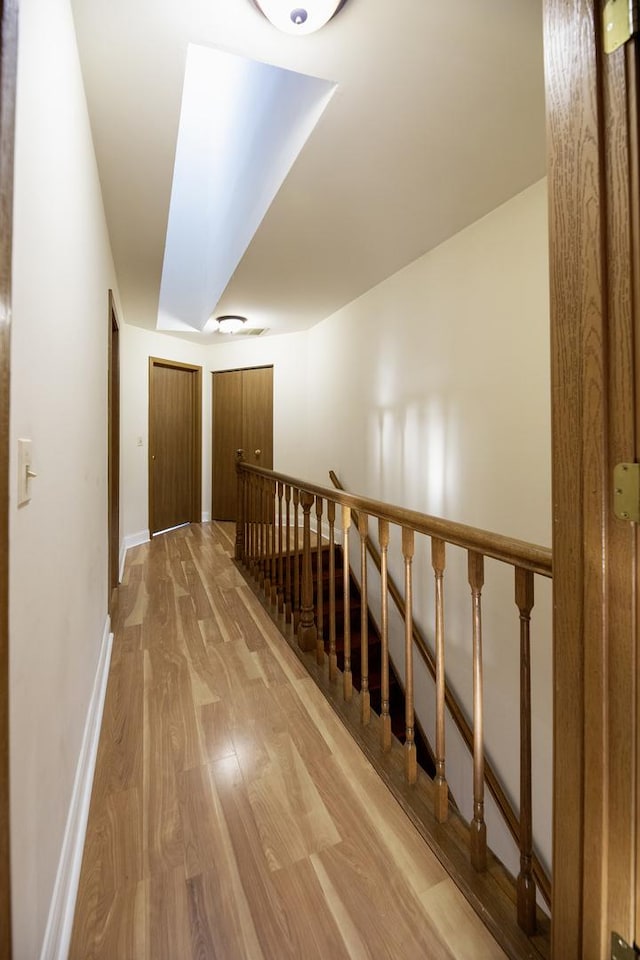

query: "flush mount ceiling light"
(254, 0), (347, 35)
(214, 315), (248, 334)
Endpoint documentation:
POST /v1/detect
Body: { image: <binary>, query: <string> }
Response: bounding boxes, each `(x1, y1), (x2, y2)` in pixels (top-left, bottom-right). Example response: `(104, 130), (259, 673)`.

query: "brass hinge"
(613, 463), (640, 521)
(611, 933), (640, 959)
(603, 0), (639, 53)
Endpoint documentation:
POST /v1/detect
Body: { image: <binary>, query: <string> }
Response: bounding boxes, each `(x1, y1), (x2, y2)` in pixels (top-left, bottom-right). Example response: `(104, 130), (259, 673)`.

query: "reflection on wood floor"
(70, 521), (507, 960)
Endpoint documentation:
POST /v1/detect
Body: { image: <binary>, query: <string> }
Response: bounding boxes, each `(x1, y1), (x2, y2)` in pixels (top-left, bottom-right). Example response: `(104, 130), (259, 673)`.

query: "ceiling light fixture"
(253, 0), (347, 35)
(216, 314), (248, 334)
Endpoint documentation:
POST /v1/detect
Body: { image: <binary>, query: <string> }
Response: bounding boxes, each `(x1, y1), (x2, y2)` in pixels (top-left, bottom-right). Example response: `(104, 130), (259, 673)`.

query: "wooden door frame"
(0, 0), (18, 954)
(108, 291), (120, 605)
(545, 1), (639, 955)
(148, 357), (202, 537)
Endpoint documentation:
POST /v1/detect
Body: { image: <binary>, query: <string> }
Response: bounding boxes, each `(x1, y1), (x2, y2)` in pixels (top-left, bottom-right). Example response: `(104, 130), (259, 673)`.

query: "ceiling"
(71, 0), (546, 343)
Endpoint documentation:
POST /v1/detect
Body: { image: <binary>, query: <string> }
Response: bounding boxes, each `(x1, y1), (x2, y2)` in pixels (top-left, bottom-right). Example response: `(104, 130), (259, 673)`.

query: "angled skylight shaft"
(158, 44), (337, 332)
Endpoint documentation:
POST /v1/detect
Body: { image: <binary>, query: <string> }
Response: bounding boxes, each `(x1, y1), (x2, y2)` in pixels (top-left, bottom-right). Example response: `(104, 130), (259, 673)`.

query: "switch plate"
(17, 438), (33, 506)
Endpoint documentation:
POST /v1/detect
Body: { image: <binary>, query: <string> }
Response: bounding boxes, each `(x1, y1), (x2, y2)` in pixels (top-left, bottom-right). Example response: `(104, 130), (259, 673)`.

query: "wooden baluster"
(432, 537), (448, 822)
(262, 477), (270, 591)
(298, 492), (317, 651)
(516, 566), (536, 934)
(234, 451), (244, 561)
(402, 527), (417, 784)
(255, 475), (260, 575)
(285, 485), (292, 622)
(243, 470), (249, 563)
(277, 481), (284, 613)
(315, 497), (325, 666)
(293, 488), (300, 630)
(270, 482), (278, 605)
(257, 476), (264, 583)
(468, 550), (487, 871)
(342, 506), (353, 701)
(249, 474), (256, 574)
(265, 478), (271, 587)
(328, 501), (337, 681)
(379, 519), (391, 750)
(359, 513), (370, 724)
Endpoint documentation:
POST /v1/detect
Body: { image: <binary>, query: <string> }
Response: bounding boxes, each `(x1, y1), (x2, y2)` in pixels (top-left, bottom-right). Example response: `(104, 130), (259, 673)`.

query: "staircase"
(309, 543), (436, 777)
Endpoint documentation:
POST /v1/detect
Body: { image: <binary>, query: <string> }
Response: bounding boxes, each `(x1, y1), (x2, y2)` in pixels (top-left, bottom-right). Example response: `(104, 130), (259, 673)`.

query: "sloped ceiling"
(71, 0), (546, 342)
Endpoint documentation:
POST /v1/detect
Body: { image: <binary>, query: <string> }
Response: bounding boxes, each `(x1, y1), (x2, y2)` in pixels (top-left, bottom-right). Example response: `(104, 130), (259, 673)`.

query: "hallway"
(70, 522), (507, 959)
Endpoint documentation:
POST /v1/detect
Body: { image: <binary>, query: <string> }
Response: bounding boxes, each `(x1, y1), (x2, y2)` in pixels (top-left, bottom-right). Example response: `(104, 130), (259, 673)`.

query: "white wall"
(10, 0), (120, 955)
(120, 328), (310, 541)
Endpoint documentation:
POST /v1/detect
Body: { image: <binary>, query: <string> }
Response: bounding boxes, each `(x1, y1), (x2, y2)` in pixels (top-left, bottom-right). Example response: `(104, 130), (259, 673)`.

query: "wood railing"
(329, 471), (552, 908)
(235, 453), (552, 941)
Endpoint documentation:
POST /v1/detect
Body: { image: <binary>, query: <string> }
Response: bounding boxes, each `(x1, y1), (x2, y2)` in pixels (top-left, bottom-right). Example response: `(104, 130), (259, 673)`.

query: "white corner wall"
(10, 0), (120, 955)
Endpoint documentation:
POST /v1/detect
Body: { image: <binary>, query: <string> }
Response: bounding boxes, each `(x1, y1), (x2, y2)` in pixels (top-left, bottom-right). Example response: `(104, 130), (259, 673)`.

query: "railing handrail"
(328, 468), (551, 907)
(238, 460), (552, 577)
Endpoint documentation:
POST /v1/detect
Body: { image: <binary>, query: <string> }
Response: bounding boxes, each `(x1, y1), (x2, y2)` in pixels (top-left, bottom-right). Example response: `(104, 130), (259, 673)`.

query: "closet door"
(211, 366), (273, 520)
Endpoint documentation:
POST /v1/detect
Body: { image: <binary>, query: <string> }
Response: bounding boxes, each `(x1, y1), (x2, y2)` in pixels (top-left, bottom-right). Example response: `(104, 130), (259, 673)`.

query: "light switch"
(17, 438), (36, 506)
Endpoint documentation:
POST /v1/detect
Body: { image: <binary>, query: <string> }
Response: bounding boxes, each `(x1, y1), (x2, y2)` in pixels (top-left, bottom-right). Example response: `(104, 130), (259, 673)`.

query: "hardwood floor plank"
(70, 881), (146, 960)
(315, 837), (452, 960)
(270, 857), (353, 960)
(420, 878), (508, 959)
(182, 760), (267, 960)
(182, 558), (213, 619)
(143, 650), (186, 876)
(199, 699), (236, 765)
(146, 866), (191, 960)
(297, 676), (447, 900)
(91, 651), (143, 802)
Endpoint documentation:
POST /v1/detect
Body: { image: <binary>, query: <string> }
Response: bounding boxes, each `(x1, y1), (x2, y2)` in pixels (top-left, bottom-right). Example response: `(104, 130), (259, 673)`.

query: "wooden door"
(149, 358), (202, 536)
(211, 365), (273, 520)
(544, 2), (639, 955)
(212, 371), (243, 520)
(0, 0), (17, 954)
(108, 291), (120, 602)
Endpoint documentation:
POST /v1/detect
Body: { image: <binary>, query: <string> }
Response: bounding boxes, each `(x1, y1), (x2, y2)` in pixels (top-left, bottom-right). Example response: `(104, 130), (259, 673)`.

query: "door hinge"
(612, 933), (640, 959)
(603, 0), (639, 54)
(613, 462), (640, 521)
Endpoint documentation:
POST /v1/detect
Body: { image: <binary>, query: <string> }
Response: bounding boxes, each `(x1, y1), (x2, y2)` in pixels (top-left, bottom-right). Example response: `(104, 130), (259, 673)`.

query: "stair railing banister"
(329, 468), (551, 908)
(234, 452), (552, 954)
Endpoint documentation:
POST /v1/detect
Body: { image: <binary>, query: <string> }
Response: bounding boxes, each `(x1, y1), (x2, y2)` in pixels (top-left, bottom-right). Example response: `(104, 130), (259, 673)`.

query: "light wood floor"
(70, 522), (507, 960)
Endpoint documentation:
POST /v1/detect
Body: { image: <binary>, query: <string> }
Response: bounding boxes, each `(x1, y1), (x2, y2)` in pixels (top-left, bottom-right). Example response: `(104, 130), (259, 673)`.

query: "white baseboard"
(124, 529), (150, 551)
(201, 511), (211, 523)
(119, 529), (150, 581)
(39, 618), (114, 960)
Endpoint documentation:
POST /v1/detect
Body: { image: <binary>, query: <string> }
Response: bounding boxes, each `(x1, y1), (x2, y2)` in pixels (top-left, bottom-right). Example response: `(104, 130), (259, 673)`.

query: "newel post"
(297, 491), (317, 652)
(235, 449), (245, 562)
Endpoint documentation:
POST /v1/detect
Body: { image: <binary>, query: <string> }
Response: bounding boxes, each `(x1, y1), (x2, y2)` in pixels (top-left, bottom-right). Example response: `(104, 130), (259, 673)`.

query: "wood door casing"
(211, 365), (273, 521)
(108, 291), (120, 601)
(149, 358), (202, 536)
(545, 2), (639, 954)
(0, 0), (17, 954)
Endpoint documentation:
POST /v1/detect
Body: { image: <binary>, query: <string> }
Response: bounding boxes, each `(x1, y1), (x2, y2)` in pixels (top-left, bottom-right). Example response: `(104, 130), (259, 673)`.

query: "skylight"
(157, 44), (337, 333)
